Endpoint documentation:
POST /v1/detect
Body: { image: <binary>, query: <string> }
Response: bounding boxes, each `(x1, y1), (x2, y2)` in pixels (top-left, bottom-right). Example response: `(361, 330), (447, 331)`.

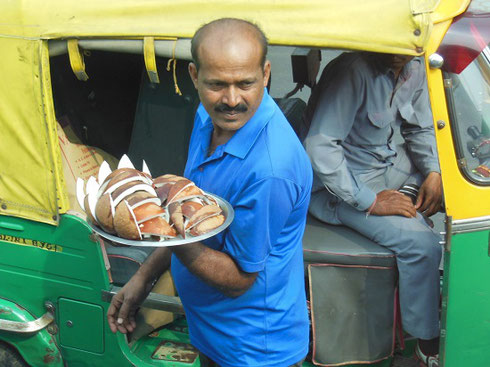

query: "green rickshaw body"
(1, 0), (490, 366)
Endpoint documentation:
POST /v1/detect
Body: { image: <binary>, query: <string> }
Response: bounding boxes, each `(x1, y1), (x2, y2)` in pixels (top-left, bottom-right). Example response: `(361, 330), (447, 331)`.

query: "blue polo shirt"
(171, 89), (312, 367)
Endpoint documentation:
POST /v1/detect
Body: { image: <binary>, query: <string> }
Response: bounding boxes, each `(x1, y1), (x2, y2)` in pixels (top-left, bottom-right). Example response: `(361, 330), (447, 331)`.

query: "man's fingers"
(415, 189), (425, 209)
(117, 299), (133, 322)
(107, 297), (122, 334)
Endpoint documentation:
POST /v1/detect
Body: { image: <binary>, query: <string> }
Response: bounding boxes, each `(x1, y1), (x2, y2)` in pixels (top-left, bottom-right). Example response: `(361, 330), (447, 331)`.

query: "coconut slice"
(168, 202), (185, 237)
(98, 168), (143, 196)
(113, 200), (142, 240)
(118, 154), (135, 170)
(202, 195), (218, 206)
(166, 180), (203, 205)
(76, 178), (86, 211)
(133, 202), (165, 223)
(181, 201), (204, 219)
(142, 160), (152, 177)
(83, 193), (98, 226)
(186, 204), (223, 231)
(189, 215), (226, 236)
(103, 175), (153, 197)
(98, 161), (112, 186)
(153, 174), (186, 188)
(111, 182), (157, 208)
(86, 176), (100, 197)
(139, 216), (177, 238)
(95, 192), (116, 234)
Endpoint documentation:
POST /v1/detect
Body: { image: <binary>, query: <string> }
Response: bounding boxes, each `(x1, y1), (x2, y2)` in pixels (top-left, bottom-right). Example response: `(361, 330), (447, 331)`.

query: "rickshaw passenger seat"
(303, 215), (397, 366)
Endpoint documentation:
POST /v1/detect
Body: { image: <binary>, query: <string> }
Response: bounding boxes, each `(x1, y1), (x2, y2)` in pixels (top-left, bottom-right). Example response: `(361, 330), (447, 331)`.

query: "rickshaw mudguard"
(0, 298), (63, 367)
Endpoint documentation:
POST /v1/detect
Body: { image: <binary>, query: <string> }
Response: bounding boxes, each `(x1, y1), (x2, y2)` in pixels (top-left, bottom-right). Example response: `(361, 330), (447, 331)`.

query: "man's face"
(189, 36), (271, 133)
(376, 54), (414, 74)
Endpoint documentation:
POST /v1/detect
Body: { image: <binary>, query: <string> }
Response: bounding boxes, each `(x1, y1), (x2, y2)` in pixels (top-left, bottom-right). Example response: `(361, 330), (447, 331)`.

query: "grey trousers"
(309, 149), (442, 339)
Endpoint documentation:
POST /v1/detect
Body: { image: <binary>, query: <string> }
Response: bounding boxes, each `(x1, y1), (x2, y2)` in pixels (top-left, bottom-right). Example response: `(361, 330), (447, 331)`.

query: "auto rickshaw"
(0, 0), (489, 366)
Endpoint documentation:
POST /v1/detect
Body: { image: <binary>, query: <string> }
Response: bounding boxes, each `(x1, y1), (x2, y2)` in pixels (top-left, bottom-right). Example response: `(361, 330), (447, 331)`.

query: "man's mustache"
(214, 103), (248, 114)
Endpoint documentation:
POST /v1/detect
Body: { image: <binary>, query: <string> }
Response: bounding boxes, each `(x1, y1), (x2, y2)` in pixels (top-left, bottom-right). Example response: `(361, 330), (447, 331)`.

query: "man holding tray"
(108, 18), (313, 367)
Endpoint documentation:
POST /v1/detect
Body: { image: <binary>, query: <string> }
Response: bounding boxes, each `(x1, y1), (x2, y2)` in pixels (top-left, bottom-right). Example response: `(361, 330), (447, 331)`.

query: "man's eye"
(209, 83), (224, 90)
(239, 81), (254, 88)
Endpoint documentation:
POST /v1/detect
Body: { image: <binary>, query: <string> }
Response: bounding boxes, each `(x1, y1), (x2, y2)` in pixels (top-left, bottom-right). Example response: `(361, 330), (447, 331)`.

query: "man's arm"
(172, 244), (257, 298)
(400, 61), (442, 216)
(107, 247), (171, 334)
(304, 56), (376, 211)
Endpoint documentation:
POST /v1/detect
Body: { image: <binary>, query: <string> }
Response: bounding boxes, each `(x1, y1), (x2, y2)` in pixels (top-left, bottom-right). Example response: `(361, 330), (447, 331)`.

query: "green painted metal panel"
(440, 229), (490, 367)
(0, 298), (63, 367)
(58, 298), (104, 354)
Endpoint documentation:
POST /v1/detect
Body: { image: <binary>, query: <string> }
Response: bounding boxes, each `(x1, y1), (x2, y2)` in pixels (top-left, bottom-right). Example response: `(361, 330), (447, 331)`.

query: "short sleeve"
(223, 177), (298, 273)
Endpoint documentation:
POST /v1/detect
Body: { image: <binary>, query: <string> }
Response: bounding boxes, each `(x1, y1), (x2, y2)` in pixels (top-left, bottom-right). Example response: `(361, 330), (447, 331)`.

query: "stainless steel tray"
(89, 194), (234, 247)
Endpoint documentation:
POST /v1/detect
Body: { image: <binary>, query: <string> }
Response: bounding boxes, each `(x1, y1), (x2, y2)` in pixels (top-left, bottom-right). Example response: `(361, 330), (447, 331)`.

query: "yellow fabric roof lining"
(0, 0), (445, 55)
(0, 38), (65, 225)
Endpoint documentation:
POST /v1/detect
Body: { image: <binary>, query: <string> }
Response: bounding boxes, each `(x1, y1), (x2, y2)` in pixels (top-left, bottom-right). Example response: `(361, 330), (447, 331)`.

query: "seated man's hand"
(107, 274), (151, 334)
(370, 189), (417, 218)
(415, 172), (442, 217)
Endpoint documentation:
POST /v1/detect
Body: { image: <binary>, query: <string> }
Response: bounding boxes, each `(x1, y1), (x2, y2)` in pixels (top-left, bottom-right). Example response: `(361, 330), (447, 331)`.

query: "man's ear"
(188, 62), (199, 89)
(263, 60), (271, 88)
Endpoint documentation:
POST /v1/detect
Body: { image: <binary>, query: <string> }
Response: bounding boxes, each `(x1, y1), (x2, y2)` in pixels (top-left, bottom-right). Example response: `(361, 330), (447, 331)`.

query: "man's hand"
(415, 172), (442, 217)
(107, 274), (151, 334)
(369, 189), (417, 218)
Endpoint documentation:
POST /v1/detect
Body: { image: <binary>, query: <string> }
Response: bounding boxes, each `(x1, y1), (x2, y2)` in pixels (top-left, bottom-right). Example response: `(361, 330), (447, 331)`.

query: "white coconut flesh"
(118, 154), (135, 170)
(142, 160), (152, 177)
(76, 177), (86, 210)
(125, 200), (143, 240)
(153, 180), (177, 189)
(203, 195), (218, 206)
(87, 191), (98, 221)
(130, 197), (162, 210)
(111, 184), (157, 210)
(186, 209), (223, 231)
(97, 169), (147, 197)
(98, 175), (152, 200)
(97, 161), (112, 185)
(86, 175), (100, 198)
(167, 193), (207, 206)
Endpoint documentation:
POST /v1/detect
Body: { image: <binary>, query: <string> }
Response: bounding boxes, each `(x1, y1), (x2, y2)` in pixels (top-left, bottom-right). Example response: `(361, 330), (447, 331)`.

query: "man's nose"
(222, 86), (240, 107)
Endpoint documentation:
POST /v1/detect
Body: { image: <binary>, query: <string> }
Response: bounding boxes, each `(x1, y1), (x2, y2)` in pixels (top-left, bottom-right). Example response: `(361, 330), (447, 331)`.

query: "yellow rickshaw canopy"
(0, 0), (470, 225)
(2, 0), (442, 54)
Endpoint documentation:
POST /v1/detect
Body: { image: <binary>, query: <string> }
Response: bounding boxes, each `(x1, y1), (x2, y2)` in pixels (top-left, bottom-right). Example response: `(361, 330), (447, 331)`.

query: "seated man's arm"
(400, 63), (442, 216)
(305, 57), (418, 218)
(304, 60), (376, 212)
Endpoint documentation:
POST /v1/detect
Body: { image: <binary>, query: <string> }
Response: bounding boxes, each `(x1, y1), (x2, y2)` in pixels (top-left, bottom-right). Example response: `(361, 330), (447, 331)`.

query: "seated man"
(303, 52), (443, 367)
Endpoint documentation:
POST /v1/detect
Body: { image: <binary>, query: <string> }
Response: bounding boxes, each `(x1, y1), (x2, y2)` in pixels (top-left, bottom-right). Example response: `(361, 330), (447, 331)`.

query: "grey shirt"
(303, 52), (440, 211)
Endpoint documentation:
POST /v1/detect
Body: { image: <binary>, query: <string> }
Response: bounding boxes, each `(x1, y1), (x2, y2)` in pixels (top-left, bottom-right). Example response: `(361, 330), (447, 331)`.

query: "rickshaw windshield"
(438, 1), (490, 184)
(444, 47), (490, 184)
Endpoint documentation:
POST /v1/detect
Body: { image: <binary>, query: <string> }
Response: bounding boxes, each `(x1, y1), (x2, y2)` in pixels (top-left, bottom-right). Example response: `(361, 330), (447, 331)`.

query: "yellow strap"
(144, 37), (160, 84)
(67, 39), (89, 81)
(166, 40), (182, 96)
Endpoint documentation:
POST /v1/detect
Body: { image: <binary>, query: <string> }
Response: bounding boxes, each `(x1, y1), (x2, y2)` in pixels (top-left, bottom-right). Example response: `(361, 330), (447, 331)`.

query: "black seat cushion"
(303, 215), (395, 267)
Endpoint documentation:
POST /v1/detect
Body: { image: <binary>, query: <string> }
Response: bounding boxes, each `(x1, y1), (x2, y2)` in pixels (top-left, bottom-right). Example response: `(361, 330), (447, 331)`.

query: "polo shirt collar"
(197, 88), (275, 160)
(224, 89), (274, 159)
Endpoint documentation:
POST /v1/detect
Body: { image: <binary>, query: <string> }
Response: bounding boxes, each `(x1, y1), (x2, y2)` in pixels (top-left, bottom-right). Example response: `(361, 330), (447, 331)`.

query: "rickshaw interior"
(46, 39), (451, 366)
(3, 1), (490, 366)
